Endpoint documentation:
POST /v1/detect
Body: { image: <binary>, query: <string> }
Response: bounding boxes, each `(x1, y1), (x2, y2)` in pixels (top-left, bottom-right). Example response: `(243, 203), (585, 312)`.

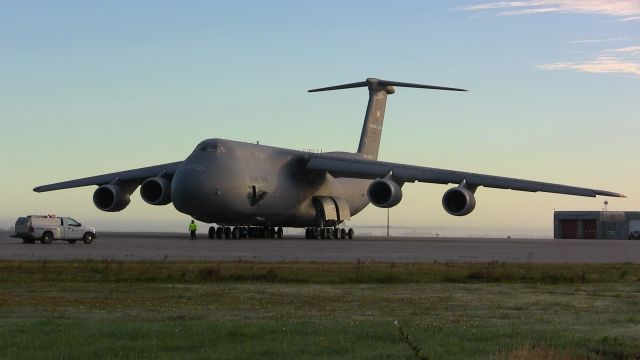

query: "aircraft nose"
(171, 163), (208, 215)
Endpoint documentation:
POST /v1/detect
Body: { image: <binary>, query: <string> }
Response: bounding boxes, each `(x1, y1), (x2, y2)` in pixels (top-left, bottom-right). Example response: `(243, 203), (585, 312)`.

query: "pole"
(387, 208), (390, 237)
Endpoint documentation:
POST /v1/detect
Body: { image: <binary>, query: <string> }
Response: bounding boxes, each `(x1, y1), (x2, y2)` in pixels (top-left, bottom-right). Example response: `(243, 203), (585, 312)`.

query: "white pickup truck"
(14, 215), (97, 244)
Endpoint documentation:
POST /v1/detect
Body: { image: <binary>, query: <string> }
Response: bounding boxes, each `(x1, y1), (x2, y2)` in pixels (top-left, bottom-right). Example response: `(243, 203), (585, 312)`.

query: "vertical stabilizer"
(357, 79), (395, 160)
(308, 78), (466, 160)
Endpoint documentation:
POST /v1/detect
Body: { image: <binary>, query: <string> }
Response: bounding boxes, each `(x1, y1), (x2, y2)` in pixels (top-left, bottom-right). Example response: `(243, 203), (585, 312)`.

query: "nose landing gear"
(305, 227), (354, 239)
(208, 225), (284, 239)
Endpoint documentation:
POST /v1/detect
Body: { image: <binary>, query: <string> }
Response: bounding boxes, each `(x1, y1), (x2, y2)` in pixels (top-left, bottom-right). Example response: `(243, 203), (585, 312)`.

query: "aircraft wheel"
(224, 227), (232, 239)
(83, 232), (94, 244)
(277, 227), (283, 239)
(269, 227), (276, 239)
(232, 227), (240, 239)
(347, 228), (354, 239)
(340, 228), (347, 239)
(216, 227), (224, 239)
(208, 226), (216, 240)
(333, 228), (339, 239)
(41, 232), (53, 244)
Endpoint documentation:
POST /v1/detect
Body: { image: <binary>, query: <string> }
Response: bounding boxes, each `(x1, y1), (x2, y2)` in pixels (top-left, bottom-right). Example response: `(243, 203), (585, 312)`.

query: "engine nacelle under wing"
(93, 184), (134, 212)
(442, 186), (476, 216)
(367, 178), (403, 208)
(140, 177), (172, 205)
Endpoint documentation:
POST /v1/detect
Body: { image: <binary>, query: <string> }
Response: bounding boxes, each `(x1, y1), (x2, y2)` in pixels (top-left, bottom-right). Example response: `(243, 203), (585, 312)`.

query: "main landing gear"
(208, 226), (283, 240)
(305, 227), (354, 239)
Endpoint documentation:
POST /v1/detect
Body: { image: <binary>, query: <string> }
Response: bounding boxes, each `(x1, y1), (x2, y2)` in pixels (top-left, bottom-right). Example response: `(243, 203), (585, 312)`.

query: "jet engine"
(140, 177), (172, 205)
(442, 186), (476, 216)
(93, 184), (132, 212)
(367, 178), (403, 208)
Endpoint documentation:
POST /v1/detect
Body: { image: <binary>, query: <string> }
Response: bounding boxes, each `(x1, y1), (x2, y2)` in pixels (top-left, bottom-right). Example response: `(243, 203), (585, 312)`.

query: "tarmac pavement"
(1, 232), (639, 263)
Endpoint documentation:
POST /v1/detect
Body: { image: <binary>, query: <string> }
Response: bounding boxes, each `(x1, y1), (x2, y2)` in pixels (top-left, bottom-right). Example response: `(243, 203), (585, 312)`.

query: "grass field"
(0, 260), (639, 359)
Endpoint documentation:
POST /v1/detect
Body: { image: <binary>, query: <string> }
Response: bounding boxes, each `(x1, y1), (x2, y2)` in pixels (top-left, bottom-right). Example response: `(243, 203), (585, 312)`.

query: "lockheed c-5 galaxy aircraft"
(35, 78), (624, 240)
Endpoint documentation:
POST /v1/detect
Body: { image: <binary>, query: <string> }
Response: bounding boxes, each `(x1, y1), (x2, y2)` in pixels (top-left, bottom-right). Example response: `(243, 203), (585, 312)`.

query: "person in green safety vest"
(188, 220), (198, 240)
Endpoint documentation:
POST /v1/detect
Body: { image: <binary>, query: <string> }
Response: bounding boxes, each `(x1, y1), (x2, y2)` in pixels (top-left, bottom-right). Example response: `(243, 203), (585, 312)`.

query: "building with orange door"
(554, 211), (640, 240)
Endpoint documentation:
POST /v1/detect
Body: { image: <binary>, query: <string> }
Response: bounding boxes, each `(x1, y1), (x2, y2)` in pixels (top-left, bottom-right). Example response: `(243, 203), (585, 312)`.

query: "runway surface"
(1, 232), (639, 263)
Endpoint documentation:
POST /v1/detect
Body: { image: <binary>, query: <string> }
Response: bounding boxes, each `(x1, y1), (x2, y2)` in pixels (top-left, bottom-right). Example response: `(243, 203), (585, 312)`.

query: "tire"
(216, 227), (224, 239)
(340, 228), (347, 239)
(277, 227), (283, 239)
(347, 228), (354, 239)
(224, 227), (231, 239)
(232, 227), (240, 240)
(41, 232), (53, 244)
(208, 226), (216, 240)
(82, 233), (94, 244)
(333, 228), (339, 239)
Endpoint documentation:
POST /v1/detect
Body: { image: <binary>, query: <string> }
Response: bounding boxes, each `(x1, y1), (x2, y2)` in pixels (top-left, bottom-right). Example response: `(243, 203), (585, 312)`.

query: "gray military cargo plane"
(34, 78), (624, 240)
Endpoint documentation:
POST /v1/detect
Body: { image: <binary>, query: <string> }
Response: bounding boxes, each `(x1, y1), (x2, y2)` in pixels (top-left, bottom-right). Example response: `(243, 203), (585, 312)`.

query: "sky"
(1, 1), (638, 235)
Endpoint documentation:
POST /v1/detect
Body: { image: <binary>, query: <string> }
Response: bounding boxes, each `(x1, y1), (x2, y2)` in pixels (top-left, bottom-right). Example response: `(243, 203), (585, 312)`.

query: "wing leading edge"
(33, 161), (183, 192)
(307, 155), (624, 198)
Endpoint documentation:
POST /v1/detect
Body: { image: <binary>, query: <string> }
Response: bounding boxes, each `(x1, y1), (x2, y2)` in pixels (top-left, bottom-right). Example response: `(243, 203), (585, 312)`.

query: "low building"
(554, 211), (640, 240)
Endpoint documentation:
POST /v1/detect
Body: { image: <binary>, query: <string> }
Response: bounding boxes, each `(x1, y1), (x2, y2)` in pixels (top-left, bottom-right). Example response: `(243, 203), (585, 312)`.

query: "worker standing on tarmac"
(189, 220), (198, 240)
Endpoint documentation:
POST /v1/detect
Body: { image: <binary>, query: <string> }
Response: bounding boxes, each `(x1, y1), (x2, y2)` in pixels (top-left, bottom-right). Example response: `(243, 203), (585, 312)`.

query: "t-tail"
(309, 78), (467, 160)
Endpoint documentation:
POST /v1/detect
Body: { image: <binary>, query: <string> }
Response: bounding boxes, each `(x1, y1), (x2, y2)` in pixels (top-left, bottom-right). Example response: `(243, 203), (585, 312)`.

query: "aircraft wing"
(306, 155), (624, 198)
(33, 161), (183, 192)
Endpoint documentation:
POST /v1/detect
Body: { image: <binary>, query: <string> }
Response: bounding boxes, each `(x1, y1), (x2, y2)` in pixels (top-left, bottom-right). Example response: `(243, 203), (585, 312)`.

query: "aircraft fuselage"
(171, 138), (371, 226)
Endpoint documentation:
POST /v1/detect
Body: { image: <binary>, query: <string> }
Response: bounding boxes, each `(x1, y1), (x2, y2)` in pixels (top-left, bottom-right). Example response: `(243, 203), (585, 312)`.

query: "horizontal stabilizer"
(308, 78), (467, 93)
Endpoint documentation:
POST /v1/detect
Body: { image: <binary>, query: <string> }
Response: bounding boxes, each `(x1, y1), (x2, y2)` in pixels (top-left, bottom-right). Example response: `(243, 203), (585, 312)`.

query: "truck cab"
(14, 215), (97, 244)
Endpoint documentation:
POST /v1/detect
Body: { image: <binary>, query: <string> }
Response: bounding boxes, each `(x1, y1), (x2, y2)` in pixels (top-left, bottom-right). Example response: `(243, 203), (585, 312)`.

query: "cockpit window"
(196, 142), (225, 153)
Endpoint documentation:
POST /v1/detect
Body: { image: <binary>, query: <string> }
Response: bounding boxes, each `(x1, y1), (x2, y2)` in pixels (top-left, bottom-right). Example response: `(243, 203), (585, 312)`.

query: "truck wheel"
(82, 233), (94, 244)
(68, 239), (77, 244)
(41, 232), (53, 244)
